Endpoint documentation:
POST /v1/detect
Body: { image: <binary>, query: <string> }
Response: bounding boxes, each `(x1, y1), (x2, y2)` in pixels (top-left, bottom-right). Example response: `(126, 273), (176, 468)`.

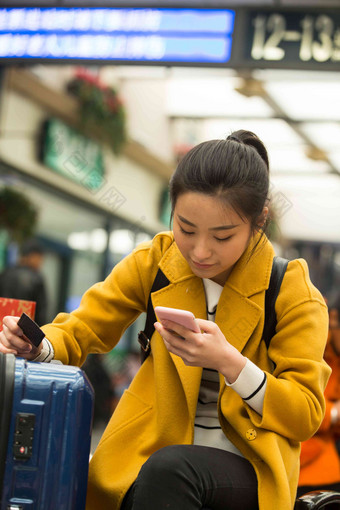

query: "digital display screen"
(245, 10), (340, 67)
(0, 7), (235, 64)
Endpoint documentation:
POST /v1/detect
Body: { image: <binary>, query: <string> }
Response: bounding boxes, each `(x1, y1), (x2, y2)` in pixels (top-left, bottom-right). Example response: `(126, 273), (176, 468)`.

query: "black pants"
(121, 445), (259, 510)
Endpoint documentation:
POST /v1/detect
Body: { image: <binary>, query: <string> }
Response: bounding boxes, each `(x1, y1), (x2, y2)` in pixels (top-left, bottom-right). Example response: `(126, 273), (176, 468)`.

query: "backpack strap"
(263, 256), (289, 348)
(138, 268), (169, 363)
(138, 256), (289, 363)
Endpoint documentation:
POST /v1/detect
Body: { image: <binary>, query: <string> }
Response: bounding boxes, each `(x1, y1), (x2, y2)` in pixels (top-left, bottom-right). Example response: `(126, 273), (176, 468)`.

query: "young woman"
(0, 130), (331, 510)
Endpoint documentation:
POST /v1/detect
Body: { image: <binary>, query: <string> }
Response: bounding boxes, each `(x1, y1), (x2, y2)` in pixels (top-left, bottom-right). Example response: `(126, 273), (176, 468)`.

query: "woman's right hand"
(0, 315), (43, 359)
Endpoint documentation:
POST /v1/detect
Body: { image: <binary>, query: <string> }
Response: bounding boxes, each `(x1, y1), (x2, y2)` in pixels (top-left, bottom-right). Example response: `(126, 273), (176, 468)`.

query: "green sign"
(41, 118), (105, 192)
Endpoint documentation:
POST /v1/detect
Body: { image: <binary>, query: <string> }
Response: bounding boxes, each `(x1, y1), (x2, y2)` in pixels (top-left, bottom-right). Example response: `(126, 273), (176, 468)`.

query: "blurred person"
(0, 239), (47, 325)
(297, 295), (340, 496)
(110, 352), (142, 409)
(0, 131), (330, 510)
(82, 353), (116, 427)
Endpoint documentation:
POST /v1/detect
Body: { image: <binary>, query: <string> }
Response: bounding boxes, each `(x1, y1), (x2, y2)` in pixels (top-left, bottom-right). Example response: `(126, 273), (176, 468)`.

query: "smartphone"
(17, 312), (45, 348)
(154, 306), (200, 333)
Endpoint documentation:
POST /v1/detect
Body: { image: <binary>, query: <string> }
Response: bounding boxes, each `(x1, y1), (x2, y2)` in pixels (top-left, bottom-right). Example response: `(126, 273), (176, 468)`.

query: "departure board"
(244, 9), (340, 68)
(0, 7), (235, 64)
(0, 6), (339, 70)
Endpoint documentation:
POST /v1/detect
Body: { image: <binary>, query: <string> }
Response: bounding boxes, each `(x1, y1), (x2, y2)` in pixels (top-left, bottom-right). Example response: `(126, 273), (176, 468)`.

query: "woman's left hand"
(154, 318), (246, 383)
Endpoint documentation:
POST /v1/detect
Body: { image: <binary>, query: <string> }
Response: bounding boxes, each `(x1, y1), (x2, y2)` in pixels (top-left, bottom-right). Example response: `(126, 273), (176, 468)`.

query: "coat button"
(246, 428), (257, 441)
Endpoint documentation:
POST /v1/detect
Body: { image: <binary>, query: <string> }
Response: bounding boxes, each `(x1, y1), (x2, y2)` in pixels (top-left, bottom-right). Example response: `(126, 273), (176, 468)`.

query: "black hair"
(169, 129), (270, 237)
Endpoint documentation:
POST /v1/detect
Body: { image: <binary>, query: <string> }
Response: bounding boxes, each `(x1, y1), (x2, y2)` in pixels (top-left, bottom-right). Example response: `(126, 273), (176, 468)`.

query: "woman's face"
(173, 192), (258, 286)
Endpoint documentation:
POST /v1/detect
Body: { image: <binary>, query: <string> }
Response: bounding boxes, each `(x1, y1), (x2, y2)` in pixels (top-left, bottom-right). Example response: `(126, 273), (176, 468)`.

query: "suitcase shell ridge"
(0, 354), (94, 510)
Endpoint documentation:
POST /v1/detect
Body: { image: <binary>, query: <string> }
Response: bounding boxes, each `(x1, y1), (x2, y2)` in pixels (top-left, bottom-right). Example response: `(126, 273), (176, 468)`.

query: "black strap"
(262, 256), (289, 348)
(138, 268), (169, 363)
(138, 256), (289, 363)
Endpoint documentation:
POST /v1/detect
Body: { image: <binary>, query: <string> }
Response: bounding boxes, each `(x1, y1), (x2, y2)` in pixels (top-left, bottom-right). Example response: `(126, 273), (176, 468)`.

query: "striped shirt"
(193, 278), (267, 455)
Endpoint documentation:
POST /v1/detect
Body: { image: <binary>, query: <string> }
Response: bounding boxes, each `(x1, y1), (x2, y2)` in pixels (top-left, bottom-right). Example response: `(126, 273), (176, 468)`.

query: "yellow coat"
(42, 232), (330, 510)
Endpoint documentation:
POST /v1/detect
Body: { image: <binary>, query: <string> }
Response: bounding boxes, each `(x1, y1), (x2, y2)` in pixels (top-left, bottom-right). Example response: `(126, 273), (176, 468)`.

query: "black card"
(17, 313), (45, 348)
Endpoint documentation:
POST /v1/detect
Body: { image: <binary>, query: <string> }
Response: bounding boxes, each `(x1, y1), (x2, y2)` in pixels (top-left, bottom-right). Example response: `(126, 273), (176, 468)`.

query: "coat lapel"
(216, 233), (275, 352)
(150, 241), (205, 421)
(215, 286), (262, 352)
(149, 232), (275, 420)
(151, 279), (205, 422)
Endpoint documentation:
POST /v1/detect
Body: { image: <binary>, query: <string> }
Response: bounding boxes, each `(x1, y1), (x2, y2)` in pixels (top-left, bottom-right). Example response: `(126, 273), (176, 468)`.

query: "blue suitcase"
(0, 353), (94, 510)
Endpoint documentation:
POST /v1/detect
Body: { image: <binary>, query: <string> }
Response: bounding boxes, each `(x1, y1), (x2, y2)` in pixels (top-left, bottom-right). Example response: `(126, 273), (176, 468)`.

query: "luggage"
(0, 353), (94, 510)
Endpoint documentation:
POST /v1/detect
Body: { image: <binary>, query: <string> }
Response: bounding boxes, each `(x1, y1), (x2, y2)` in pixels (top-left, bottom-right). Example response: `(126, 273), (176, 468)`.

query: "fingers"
(0, 315), (32, 355)
(196, 318), (216, 332)
(0, 331), (18, 355)
(154, 321), (185, 343)
(154, 321), (192, 363)
(156, 319), (201, 340)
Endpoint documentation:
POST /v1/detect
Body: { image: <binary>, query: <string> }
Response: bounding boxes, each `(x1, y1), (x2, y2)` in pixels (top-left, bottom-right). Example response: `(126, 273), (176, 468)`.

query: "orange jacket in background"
(299, 331), (340, 487)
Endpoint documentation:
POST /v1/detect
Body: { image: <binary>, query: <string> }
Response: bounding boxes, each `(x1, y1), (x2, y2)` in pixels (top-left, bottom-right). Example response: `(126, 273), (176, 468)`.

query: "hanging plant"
(0, 187), (38, 243)
(66, 68), (127, 155)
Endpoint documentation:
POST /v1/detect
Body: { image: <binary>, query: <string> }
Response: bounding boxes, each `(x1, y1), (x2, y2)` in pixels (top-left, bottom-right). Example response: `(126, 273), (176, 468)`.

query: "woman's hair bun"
(226, 134), (241, 143)
(227, 130), (269, 171)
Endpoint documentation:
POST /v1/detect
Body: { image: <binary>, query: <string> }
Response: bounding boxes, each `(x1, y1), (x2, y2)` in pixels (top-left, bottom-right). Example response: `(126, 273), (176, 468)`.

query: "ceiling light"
(305, 147), (328, 162)
(234, 78), (265, 98)
(90, 228), (108, 253)
(109, 229), (134, 255)
(68, 232), (90, 251)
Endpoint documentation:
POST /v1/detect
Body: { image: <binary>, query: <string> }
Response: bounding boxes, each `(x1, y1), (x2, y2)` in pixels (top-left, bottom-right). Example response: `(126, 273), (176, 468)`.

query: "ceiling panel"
(199, 118), (300, 144)
(165, 76), (272, 117)
(328, 150), (340, 172)
(301, 122), (340, 151)
(269, 146), (330, 173)
(265, 80), (340, 121)
(272, 174), (340, 242)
